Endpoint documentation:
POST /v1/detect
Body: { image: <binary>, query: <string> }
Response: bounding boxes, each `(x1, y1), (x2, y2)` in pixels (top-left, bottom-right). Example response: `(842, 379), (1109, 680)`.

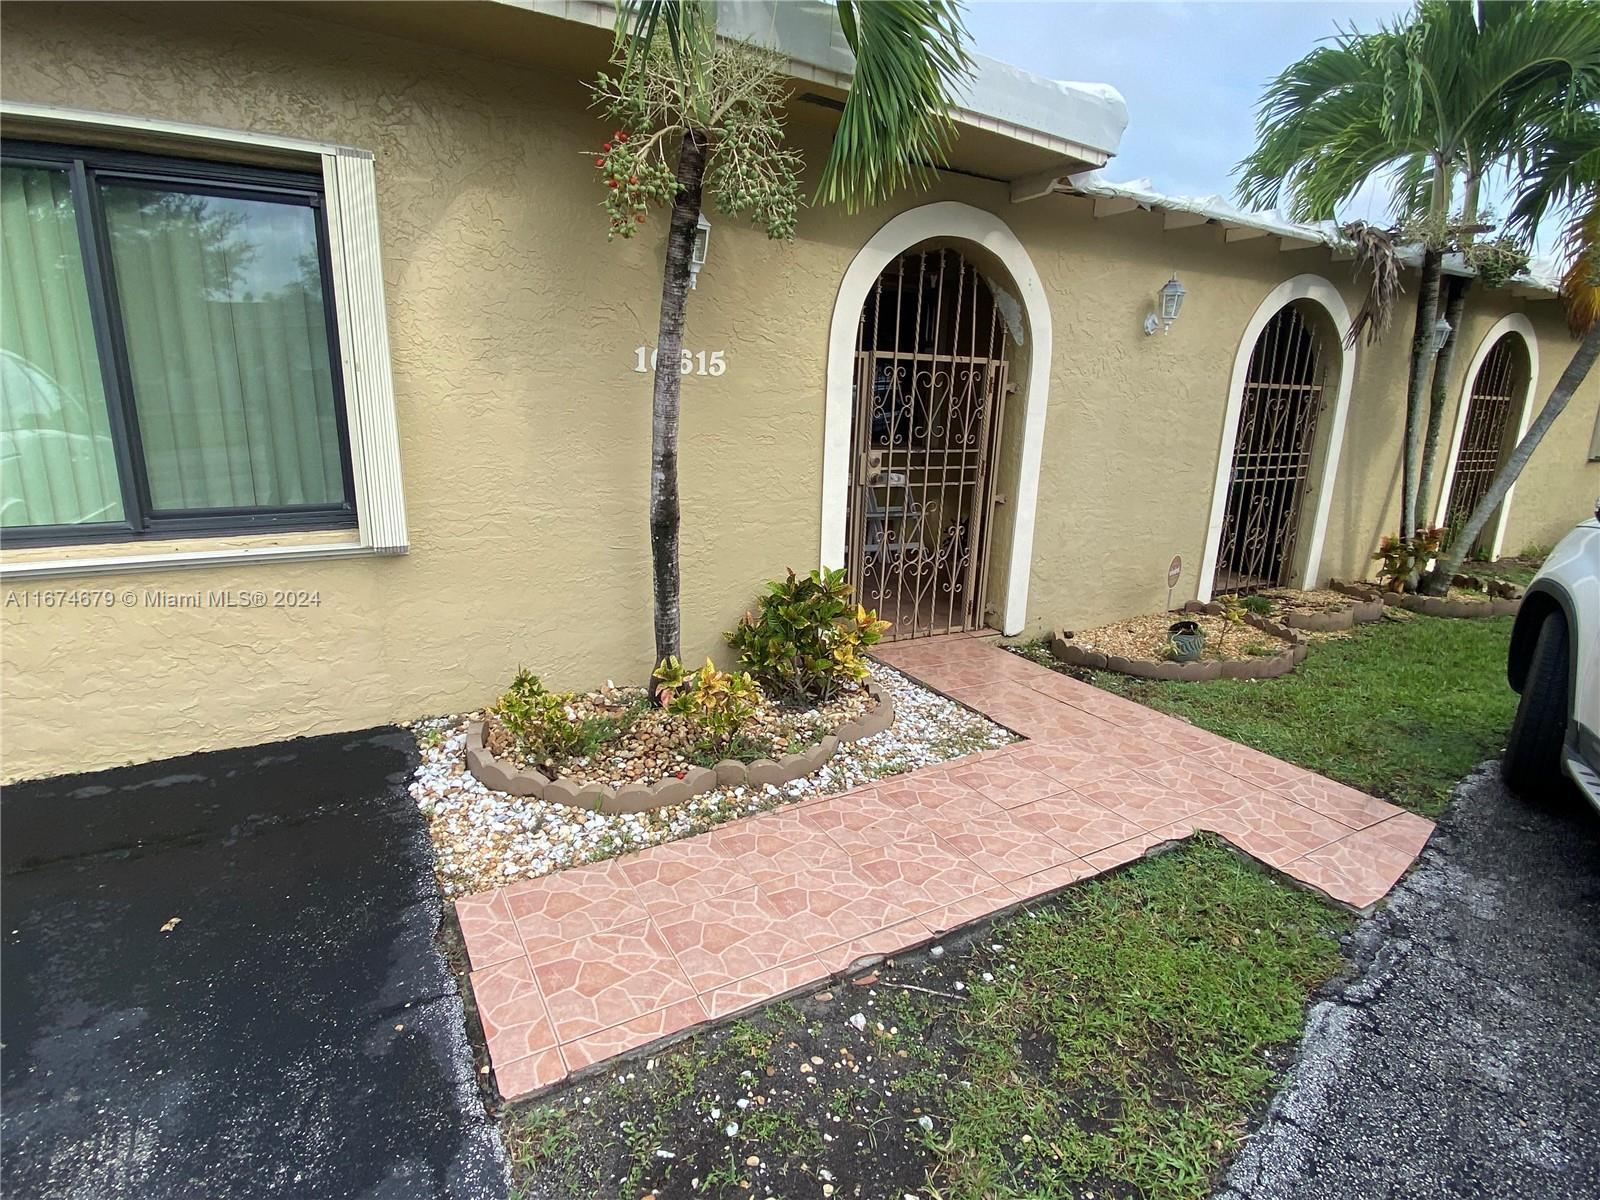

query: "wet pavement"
(1219, 764), (1600, 1199)
(1, 728), (505, 1200)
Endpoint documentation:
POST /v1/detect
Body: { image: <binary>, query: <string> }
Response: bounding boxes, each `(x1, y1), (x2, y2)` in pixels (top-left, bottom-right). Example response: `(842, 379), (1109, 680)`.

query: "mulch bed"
(1059, 612), (1286, 664)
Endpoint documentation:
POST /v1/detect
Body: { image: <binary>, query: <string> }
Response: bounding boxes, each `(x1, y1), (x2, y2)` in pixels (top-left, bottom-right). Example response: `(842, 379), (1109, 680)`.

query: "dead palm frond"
(1340, 220), (1405, 348)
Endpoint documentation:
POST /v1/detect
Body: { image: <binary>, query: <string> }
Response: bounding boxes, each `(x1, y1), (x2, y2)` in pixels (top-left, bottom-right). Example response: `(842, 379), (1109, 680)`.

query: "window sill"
(0, 529), (401, 579)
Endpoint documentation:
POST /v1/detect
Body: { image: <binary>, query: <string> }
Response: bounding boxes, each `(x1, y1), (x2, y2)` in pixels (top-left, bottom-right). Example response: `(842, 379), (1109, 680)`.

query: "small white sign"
(634, 346), (727, 376)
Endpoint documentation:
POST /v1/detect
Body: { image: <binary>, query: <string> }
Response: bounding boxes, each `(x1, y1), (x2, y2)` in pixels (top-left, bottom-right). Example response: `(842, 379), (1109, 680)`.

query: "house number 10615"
(633, 346), (727, 376)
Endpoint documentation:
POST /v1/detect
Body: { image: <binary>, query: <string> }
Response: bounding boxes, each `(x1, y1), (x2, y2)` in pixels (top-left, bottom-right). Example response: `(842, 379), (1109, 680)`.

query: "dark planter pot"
(1167, 621), (1206, 663)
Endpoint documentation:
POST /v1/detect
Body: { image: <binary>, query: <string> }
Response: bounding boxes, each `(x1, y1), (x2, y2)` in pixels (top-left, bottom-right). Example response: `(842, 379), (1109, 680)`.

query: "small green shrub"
(1241, 595), (1274, 616)
(1372, 527), (1443, 591)
(726, 567), (891, 704)
(1241, 640), (1277, 657)
(489, 669), (586, 769)
(654, 656), (762, 757)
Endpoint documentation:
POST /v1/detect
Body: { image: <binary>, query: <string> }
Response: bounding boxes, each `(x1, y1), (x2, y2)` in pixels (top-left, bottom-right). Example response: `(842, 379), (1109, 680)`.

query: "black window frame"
(0, 139), (358, 547)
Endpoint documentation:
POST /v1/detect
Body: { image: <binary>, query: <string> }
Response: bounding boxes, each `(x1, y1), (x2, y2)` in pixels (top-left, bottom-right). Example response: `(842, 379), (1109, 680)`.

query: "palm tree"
(1426, 111), (1600, 589)
(1238, 0), (1600, 547)
(611, 0), (971, 683)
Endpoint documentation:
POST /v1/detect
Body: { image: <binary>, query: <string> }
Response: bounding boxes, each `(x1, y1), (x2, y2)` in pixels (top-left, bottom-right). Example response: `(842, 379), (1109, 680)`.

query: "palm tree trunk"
(1413, 275), (1470, 589)
(648, 128), (708, 683)
(1401, 247), (1444, 539)
(1427, 321), (1600, 587)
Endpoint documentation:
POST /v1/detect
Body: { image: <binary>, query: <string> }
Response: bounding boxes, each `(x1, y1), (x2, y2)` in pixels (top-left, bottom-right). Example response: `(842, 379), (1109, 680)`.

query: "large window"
(1, 141), (356, 543)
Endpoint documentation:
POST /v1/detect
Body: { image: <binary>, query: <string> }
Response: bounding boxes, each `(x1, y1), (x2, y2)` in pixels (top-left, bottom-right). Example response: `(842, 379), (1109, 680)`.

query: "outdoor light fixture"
(689, 212), (711, 289)
(1145, 274), (1187, 335)
(1428, 314), (1453, 356)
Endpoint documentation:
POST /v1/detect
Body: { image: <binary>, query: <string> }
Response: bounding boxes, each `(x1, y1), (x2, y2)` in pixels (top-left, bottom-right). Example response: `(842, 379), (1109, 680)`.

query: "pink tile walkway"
(457, 634), (1433, 1100)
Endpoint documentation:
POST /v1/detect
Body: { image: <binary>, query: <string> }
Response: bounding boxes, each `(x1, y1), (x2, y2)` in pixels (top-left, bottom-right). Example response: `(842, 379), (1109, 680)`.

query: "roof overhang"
(267, 0), (1126, 181)
(1042, 173), (1562, 301)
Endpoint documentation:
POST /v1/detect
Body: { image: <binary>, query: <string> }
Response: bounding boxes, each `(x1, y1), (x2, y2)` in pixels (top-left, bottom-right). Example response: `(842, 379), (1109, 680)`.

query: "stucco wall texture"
(2, 2), (1597, 780)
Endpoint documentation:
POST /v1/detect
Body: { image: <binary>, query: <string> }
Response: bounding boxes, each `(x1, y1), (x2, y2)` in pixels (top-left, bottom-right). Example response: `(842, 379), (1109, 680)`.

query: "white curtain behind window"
(100, 183), (345, 512)
(0, 165), (124, 528)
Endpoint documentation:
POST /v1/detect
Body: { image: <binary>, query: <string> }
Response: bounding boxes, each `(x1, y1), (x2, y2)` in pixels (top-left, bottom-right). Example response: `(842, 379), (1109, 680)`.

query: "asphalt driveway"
(1, 728), (505, 1200)
(1219, 764), (1600, 1199)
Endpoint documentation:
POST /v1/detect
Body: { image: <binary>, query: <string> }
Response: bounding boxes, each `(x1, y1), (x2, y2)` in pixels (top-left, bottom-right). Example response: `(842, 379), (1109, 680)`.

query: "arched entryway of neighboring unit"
(1199, 275), (1355, 602)
(1432, 315), (1538, 561)
(821, 202), (1051, 638)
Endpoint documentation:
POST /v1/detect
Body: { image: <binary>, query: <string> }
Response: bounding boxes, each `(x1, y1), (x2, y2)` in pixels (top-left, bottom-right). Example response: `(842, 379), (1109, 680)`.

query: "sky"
(963, 1), (1409, 217)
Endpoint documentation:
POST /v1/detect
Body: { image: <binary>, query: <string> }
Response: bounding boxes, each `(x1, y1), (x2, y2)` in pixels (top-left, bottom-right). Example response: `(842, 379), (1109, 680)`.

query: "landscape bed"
(1047, 607), (1308, 681)
(410, 664), (1018, 899)
(1329, 579), (1521, 620)
(465, 681), (895, 813)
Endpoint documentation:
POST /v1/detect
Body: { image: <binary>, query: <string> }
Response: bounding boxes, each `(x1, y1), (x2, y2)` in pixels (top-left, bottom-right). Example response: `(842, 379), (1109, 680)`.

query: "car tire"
(1503, 611), (1571, 797)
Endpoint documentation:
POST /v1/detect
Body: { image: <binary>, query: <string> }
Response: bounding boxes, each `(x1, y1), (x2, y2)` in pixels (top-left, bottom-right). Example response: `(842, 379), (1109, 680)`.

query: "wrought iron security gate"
(845, 247), (1011, 640)
(1215, 304), (1328, 595)
(1443, 334), (1522, 546)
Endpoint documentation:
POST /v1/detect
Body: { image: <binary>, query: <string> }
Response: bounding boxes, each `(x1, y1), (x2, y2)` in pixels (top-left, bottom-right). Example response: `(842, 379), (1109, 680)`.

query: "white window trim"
(820, 201), (1052, 636)
(1197, 274), (1355, 602)
(1431, 313), (1539, 561)
(0, 103), (407, 578)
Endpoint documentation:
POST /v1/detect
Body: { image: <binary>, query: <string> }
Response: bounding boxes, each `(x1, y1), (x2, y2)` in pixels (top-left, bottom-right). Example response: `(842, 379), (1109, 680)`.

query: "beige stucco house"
(2, 0), (1597, 782)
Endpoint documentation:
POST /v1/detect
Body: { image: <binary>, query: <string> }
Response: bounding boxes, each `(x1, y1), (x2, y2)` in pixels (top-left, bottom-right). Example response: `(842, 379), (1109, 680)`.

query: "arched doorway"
(1437, 324), (1534, 557)
(821, 202), (1052, 637)
(1213, 301), (1333, 595)
(844, 246), (1013, 639)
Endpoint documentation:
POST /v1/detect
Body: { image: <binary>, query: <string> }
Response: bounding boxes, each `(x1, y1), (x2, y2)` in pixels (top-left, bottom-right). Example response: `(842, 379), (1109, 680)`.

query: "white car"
(1505, 503), (1600, 808)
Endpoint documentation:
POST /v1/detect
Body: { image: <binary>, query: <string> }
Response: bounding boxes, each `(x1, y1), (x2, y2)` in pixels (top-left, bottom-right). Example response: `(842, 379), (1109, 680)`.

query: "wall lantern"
(1144, 274), (1187, 335)
(1428, 315), (1453, 356)
(689, 212), (711, 289)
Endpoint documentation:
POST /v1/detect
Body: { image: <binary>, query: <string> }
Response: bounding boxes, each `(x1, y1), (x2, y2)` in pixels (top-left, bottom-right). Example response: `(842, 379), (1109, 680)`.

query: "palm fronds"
(615, 0), (972, 214)
(1560, 205), (1600, 334)
(816, 0), (973, 210)
(1237, 0), (1600, 230)
(1508, 106), (1600, 333)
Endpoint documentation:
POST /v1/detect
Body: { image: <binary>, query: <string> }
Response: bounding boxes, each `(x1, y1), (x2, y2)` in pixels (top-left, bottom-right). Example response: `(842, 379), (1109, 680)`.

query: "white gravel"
(409, 664), (1018, 899)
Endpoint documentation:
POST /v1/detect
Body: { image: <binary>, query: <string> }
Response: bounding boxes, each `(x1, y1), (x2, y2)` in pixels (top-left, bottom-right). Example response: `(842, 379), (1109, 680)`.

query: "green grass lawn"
(501, 839), (1348, 1200)
(1089, 613), (1517, 818)
(928, 840), (1348, 1200)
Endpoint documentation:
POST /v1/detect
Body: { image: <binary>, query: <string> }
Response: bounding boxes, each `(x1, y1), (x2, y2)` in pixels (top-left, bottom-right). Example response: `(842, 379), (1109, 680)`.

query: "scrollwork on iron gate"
(845, 248), (1012, 640)
(1443, 334), (1523, 547)
(1215, 304), (1328, 595)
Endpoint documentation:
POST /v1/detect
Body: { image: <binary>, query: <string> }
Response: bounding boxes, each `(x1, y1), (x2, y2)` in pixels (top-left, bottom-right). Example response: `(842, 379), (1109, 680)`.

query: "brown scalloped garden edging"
(1271, 592), (1386, 632)
(463, 681), (894, 814)
(1048, 606), (1309, 682)
(1328, 579), (1521, 619)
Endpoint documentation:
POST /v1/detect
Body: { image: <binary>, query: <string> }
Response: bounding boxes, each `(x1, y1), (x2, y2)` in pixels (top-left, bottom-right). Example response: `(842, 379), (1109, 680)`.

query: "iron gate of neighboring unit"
(1215, 303), (1328, 596)
(845, 247), (1011, 640)
(1443, 333), (1523, 547)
